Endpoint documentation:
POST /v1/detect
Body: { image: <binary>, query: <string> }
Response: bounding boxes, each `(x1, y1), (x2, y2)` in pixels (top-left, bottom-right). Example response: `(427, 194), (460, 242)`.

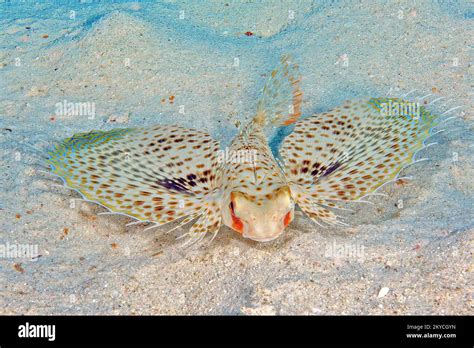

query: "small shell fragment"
(377, 287), (390, 298)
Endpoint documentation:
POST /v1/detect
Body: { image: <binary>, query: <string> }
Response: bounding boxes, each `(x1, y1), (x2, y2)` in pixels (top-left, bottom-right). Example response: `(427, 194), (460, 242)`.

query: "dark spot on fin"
(322, 161), (343, 177)
(155, 178), (189, 194)
(313, 161), (344, 182)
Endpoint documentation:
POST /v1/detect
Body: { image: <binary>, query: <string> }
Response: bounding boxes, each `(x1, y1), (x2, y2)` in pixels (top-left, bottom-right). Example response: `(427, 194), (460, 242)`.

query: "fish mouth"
(243, 233), (281, 243)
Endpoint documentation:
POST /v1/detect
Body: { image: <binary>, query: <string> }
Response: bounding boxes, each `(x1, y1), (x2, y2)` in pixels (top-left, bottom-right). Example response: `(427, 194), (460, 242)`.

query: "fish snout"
(243, 221), (284, 242)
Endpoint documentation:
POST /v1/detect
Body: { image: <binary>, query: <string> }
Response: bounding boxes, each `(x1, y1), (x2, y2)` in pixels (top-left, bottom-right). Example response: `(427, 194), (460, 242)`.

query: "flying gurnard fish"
(46, 55), (449, 245)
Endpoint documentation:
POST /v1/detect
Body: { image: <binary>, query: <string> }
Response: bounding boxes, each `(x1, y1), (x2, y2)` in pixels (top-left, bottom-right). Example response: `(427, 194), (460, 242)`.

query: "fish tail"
(252, 54), (303, 128)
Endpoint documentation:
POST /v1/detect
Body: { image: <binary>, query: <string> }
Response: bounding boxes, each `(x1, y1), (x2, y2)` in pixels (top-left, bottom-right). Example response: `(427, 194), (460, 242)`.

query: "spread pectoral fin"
(282, 98), (442, 225)
(47, 125), (223, 235)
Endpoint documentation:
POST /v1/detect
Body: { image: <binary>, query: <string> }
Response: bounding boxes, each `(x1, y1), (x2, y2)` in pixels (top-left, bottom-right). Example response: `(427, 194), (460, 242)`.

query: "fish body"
(220, 121), (293, 242)
(47, 56), (445, 244)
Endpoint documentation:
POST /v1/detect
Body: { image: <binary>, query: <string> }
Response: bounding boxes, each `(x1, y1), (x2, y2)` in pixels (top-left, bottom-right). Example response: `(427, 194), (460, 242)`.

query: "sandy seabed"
(0, 0), (473, 314)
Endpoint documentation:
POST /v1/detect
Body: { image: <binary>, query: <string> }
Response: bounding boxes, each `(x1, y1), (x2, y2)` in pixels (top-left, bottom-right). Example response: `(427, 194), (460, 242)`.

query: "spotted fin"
(254, 54), (303, 128)
(281, 98), (443, 225)
(47, 125), (223, 235)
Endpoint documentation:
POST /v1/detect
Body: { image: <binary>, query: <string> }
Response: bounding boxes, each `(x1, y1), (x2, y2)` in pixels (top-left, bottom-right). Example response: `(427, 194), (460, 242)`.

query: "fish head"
(224, 186), (294, 242)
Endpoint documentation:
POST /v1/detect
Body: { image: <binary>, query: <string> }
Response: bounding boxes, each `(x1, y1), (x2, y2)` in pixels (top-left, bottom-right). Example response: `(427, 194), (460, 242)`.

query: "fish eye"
(229, 201), (235, 213)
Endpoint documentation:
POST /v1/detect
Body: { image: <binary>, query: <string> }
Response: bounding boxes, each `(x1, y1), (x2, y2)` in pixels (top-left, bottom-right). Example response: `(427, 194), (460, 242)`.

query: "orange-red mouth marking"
(283, 211), (292, 227)
(230, 201), (244, 234)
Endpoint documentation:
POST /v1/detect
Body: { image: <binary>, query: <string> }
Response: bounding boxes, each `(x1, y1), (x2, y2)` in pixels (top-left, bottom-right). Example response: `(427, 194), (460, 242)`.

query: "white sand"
(0, 0), (472, 314)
